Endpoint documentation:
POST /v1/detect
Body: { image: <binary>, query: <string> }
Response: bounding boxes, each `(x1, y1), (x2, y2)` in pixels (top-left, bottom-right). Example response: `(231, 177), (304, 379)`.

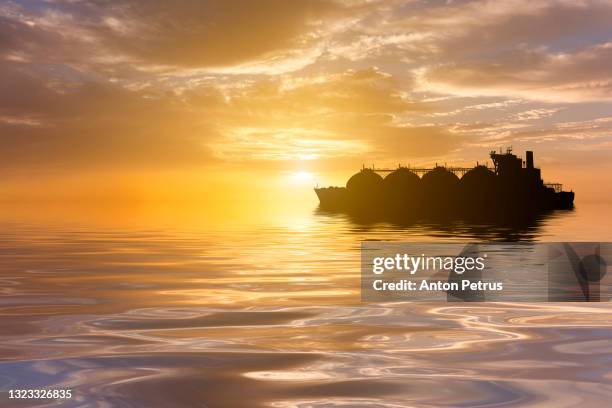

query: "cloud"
(361, 125), (464, 160)
(324, 0), (612, 63)
(227, 68), (422, 117)
(209, 69), (460, 161)
(427, 99), (525, 118)
(211, 127), (369, 161)
(513, 117), (612, 142)
(0, 62), (447, 174)
(0, 61), (220, 174)
(420, 42), (612, 102)
(320, 1), (612, 102)
(510, 108), (562, 121)
(0, 0), (353, 72)
(448, 116), (612, 151)
(413, 0), (612, 56)
(100, 0), (348, 68)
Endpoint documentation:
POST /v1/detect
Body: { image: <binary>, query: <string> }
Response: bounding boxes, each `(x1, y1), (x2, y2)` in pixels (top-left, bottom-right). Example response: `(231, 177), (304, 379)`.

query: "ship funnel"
(526, 151), (534, 169)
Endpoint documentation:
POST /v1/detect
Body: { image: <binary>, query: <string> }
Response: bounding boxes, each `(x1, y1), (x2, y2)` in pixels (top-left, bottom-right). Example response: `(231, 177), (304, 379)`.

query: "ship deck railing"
(544, 183), (563, 193)
(369, 166), (494, 177)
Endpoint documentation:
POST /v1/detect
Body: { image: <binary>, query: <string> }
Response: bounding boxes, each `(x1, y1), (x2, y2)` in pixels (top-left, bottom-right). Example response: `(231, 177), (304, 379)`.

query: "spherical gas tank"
(383, 167), (422, 208)
(460, 165), (498, 210)
(421, 167), (459, 211)
(384, 167), (420, 191)
(346, 169), (383, 210)
(346, 168), (383, 193)
(461, 166), (496, 192)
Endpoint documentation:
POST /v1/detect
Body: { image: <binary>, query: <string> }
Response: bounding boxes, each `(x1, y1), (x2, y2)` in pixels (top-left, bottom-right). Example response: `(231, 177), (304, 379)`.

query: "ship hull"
(555, 191), (574, 209)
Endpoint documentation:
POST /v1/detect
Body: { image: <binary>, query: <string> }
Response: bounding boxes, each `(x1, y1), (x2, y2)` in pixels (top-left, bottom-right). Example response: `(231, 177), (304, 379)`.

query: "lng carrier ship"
(315, 148), (574, 217)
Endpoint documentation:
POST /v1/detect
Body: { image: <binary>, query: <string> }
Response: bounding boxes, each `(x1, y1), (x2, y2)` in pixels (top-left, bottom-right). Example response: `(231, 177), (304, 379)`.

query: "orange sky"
(1, 0), (611, 204)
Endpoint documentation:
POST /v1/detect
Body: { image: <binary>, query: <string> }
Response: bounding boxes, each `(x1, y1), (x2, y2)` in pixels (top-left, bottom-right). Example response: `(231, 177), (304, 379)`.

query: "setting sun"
(290, 171), (315, 185)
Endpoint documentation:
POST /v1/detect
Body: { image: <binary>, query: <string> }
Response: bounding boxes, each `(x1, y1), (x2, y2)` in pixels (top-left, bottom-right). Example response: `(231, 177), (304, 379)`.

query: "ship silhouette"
(315, 148), (574, 219)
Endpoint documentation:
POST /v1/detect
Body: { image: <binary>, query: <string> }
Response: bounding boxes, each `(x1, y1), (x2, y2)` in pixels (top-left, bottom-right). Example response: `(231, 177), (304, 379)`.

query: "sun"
(290, 171), (314, 185)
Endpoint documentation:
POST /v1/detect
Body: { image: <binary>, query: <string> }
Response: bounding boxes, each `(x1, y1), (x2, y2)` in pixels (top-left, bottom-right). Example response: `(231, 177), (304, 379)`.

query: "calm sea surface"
(0, 201), (611, 407)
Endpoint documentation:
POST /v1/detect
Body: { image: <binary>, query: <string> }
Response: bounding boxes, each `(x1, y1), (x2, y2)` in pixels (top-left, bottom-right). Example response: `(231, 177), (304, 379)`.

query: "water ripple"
(0, 209), (611, 407)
